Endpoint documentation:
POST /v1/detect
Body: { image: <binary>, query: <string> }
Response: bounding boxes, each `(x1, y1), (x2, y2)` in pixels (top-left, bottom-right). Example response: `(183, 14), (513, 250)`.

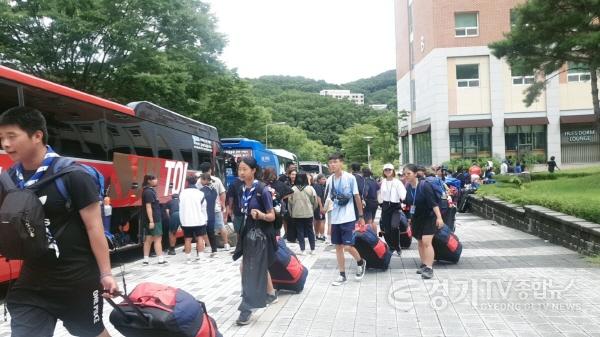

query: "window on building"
(511, 68), (535, 85)
(412, 132), (432, 165)
(455, 12), (479, 37)
(449, 127), (491, 159)
(401, 136), (410, 165)
(568, 62), (591, 82)
(504, 125), (547, 158)
(456, 64), (480, 87)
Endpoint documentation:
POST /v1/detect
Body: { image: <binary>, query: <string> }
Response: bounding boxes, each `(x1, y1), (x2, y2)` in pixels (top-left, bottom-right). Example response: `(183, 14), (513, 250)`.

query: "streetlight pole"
(363, 136), (373, 169)
(265, 122), (286, 148)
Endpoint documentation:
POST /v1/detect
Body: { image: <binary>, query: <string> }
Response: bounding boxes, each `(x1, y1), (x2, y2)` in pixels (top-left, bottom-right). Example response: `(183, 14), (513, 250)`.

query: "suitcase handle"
(104, 292), (151, 325)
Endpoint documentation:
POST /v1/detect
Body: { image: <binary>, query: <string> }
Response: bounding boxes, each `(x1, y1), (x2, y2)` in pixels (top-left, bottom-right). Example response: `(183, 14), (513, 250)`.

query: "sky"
(206, 0), (397, 84)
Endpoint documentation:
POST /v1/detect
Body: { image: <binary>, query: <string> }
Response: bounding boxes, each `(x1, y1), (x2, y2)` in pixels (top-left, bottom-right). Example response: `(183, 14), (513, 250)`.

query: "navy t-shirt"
(167, 198), (179, 213)
(244, 184), (274, 229)
(142, 187), (161, 224)
(364, 178), (379, 202)
(200, 185), (218, 222)
(226, 179), (244, 217)
(404, 180), (439, 225)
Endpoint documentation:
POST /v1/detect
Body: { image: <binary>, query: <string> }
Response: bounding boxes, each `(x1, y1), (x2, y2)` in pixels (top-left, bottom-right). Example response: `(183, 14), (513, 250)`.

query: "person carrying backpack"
(0, 106), (118, 337)
(287, 173), (318, 255)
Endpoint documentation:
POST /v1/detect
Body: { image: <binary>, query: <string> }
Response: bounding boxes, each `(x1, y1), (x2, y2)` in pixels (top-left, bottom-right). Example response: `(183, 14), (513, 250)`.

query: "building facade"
(320, 89), (365, 105)
(395, 0), (599, 166)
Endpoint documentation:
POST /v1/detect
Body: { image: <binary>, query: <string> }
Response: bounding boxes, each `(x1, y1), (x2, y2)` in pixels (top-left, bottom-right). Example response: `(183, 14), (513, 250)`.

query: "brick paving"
(2, 212), (600, 336)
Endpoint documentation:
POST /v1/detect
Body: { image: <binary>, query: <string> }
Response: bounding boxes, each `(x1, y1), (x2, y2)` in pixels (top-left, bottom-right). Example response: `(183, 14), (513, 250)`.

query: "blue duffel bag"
(353, 226), (392, 270)
(432, 225), (462, 264)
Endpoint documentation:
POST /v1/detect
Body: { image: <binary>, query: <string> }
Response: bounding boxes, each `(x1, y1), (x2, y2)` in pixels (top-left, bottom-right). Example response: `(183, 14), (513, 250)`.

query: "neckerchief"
(240, 180), (258, 215)
(15, 145), (59, 188)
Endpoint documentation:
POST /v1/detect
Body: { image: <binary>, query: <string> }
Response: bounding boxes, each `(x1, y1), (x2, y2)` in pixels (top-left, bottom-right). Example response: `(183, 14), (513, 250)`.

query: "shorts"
(214, 211), (225, 230)
(183, 226), (207, 238)
(169, 212), (181, 233)
(331, 221), (355, 246)
(364, 204), (378, 221)
(314, 208), (325, 221)
(7, 281), (105, 337)
(144, 221), (163, 237)
(412, 217), (437, 240)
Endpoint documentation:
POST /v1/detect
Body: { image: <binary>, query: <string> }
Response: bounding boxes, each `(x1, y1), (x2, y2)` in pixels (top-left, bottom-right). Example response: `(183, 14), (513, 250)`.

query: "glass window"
(402, 137), (410, 164)
(23, 86), (109, 161)
(455, 12), (478, 36)
(456, 64), (480, 87)
(449, 129), (462, 154)
(0, 81), (20, 112)
(532, 125), (546, 150)
(568, 62), (591, 82)
(412, 132), (432, 165)
(511, 68), (535, 85)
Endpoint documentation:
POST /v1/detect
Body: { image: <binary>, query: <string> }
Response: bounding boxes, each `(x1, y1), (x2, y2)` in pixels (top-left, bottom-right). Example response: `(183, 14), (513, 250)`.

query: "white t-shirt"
(326, 171), (359, 225)
(196, 175), (225, 212)
(379, 178), (407, 203)
(179, 187), (207, 227)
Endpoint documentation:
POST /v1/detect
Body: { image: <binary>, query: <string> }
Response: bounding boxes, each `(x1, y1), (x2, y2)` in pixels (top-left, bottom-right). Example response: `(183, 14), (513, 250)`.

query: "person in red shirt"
(468, 162), (482, 177)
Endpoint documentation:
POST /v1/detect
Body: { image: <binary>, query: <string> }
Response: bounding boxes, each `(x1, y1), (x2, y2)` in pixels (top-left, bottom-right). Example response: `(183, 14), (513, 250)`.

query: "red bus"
(0, 66), (226, 283)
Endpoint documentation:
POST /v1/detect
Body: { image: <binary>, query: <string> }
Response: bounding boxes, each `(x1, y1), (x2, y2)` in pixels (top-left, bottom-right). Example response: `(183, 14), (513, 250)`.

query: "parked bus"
(221, 138), (277, 186)
(299, 161), (330, 175)
(270, 148), (299, 174)
(0, 66), (224, 283)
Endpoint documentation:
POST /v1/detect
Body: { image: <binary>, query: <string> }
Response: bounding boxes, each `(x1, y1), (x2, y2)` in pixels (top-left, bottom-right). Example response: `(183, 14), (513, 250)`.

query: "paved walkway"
(2, 213), (600, 337)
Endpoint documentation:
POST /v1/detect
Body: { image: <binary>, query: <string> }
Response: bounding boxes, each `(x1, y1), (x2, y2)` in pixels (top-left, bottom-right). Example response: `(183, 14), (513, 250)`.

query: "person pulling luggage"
(378, 163), (406, 256)
(403, 164), (444, 279)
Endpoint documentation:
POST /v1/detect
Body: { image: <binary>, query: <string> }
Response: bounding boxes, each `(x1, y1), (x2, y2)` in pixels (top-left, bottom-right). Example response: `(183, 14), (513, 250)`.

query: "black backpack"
(0, 164), (84, 260)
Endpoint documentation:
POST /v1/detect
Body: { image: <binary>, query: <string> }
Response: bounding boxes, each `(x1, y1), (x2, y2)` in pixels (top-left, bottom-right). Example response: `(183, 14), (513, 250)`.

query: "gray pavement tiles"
(2, 213), (600, 336)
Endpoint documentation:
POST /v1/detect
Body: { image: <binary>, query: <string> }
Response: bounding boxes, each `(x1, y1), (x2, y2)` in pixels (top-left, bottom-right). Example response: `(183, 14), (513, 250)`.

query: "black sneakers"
(168, 248), (176, 255)
(236, 310), (252, 325)
(421, 267), (434, 279)
(266, 293), (278, 306)
(416, 264), (426, 274)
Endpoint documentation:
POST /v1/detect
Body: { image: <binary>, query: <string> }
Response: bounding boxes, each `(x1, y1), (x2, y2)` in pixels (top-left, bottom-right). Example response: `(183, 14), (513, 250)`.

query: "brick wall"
(469, 195), (600, 256)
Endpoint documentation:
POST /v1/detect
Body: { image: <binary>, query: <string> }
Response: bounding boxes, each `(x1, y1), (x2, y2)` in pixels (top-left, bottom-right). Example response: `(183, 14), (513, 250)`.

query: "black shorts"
(412, 217), (437, 240)
(364, 204), (378, 221)
(7, 281), (105, 337)
(169, 211), (181, 233)
(183, 225), (207, 238)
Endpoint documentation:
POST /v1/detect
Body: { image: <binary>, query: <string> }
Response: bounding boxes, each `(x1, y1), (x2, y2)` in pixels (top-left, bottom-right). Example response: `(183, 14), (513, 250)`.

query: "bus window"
(156, 134), (173, 160)
(195, 149), (212, 171)
(0, 81), (19, 112)
(23, 85), (109, 161)
(105, 113), (137, 159)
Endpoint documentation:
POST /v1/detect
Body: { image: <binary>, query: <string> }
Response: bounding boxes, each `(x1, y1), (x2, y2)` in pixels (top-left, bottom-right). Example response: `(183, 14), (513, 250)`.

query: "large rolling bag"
(107, 282), (221, 337)
(269, 238), (308, 293)
(353, 226), (392, 270)
(399, 224), (413, 249)
(432, 225), (463, 264)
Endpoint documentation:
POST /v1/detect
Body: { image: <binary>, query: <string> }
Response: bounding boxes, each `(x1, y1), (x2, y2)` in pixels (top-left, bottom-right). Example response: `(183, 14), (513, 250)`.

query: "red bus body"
(0, 66), (225, 283)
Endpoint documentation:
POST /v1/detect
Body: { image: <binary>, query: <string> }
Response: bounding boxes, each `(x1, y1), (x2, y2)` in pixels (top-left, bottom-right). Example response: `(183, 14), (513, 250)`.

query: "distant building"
(395, 0), (599, 166)
(320, 89), (364, 105)
(370, 104), (388, 111)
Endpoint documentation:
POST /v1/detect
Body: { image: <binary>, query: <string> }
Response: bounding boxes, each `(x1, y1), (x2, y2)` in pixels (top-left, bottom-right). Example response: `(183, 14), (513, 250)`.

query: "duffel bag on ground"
(107, 282), (222, 337)
(432, 225), (462, 264)
(353, 225), (392, 270)
(269, 238), (308, 293)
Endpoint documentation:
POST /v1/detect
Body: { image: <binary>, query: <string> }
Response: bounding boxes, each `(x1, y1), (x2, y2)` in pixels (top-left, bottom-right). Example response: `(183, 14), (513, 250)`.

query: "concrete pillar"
(546, 74), (562, 165)
(489, 54), (506, 160)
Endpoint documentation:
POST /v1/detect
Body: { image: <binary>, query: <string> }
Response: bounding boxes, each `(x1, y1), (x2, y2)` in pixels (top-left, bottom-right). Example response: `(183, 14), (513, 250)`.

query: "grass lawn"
(477, 167), (600, 224)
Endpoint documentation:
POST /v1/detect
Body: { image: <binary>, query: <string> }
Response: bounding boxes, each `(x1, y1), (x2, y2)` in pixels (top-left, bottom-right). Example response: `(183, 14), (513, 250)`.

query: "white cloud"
(206, 0), (396, 84)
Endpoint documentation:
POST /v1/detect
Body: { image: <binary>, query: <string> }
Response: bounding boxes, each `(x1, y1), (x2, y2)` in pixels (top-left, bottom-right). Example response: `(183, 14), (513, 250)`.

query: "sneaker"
(266, 293), (278, 306)
(236, 310), (252, 325)
(168, 248), (176, 256)
(309, 250), (315, 255)
(142, 260), (149, 266)
(355, 261), (366, 280)
(224, 243), (231, 251)
(157, 260), (168, 265)
(421, 267), (434, 279)
(396, 250), (402, 257)
(149, 252), (156, 257)
(416, 264), (426, 274)
(331, 275), (347, 286)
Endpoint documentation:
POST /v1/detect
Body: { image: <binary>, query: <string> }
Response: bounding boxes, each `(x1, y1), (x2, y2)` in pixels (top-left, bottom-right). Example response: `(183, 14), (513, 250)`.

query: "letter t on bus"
(164, 161), (176, 196)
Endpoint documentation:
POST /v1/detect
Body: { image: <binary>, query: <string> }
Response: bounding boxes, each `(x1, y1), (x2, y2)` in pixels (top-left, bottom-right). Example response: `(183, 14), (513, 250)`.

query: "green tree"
(265, 124), (333, 162)
(489, 0), (600, 122)
(339, 124), (380, 164)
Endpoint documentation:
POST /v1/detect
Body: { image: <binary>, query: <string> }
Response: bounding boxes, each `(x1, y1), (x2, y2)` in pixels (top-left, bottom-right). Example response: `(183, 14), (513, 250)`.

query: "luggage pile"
(269, 238), (309, 293)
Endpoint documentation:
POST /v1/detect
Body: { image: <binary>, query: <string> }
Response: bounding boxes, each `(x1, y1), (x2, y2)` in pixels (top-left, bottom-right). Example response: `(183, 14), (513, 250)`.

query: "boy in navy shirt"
(199, 173), (219, 256)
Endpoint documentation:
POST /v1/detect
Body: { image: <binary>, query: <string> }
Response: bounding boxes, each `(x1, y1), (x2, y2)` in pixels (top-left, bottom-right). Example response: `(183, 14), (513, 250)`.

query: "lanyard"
(410, 182), (419, 204)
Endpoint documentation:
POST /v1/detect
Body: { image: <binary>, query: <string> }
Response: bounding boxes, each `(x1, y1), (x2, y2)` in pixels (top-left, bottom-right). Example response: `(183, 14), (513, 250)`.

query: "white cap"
(383, 163), (395, 170)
